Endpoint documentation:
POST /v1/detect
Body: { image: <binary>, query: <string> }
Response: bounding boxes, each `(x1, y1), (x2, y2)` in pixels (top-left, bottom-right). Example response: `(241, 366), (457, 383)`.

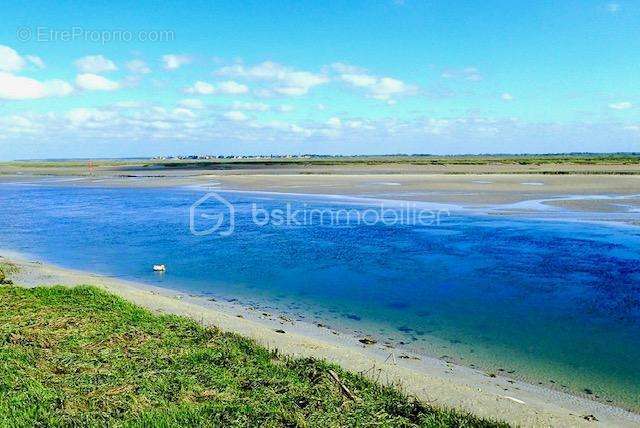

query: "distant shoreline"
(5, 152), (640, 164)
(2, 249), (639, 427)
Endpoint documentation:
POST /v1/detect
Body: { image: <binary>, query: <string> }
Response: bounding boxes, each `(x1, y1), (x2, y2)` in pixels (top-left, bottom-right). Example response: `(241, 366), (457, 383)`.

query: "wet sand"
(3, 169), (639, 225)
(2, 250), (639, 427)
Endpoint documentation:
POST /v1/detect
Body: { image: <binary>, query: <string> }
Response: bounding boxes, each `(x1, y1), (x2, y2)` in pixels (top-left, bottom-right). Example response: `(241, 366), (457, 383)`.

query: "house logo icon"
(189, 193), (235, 237)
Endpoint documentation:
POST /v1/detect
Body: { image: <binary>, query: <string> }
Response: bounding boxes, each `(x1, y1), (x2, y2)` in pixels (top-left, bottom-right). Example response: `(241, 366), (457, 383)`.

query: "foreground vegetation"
(0, 260), (17, 284)
(0, 285), (505, 427)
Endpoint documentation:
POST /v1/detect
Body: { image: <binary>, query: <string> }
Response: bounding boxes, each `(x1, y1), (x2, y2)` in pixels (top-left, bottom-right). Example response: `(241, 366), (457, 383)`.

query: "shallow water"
(2, 184), (640, 410)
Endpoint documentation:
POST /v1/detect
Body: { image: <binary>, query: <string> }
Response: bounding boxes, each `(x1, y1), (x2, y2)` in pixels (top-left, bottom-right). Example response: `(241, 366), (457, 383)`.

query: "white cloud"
(345, 120), (373, 130)
(113, 100), (146, 108)
(218, 80), (249, 94)
(327, 117), (342, 128)
(273, 86), (308, 96)
(340, 73), (415, 100)
(172, 107), (196, 119)
(231, 101), (270, 111)
(63, 105), (202, 133)
(441, 67), (483, 81)
(0, 45), (27, 72)
(340, 74), (377, 87)
(278, 104), (294, 112)
(76, 73), (120, 91)
(0, 72), (73, 100)
(0, 47), (70, 101)
(216, 61), (328, 96)
(185, 80), (249, 95)
(25, 55), (45, 69)
(67, 108), (116, 126)
(185, 81), (215, 95)
(126, 59), (151, 74)
(42, 80), (73, 97)
(609, 101), (633, 110)
(75, 55), (117, 73)
(6, 106), (637, 156)
(162, 54), (191, 70)
(179, 98), (205, 109)
(501, 93), (514, 101)
(606, 2), (621, 13)
(0, 46), (46, 71)
(2, 115), (32, 128)
(373, 77), (412, 100)
(329, 62), (366, 74)
(151, 121), (172, 130)
(0, 115), (41, 135)
(223, 111), (248, 122)
(259, 120), (311, 136)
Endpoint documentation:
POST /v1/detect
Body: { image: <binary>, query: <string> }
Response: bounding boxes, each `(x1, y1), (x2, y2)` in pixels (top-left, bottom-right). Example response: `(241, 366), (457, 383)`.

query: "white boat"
(153, 264), (166, 272)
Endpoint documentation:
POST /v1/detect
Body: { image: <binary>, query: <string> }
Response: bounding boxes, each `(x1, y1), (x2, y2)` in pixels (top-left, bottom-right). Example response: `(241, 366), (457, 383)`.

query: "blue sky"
(0, 0), (638, 159)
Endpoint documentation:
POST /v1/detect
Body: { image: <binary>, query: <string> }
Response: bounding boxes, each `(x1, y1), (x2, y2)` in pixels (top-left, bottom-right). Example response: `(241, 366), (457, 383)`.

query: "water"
(2, 184), (640, 410)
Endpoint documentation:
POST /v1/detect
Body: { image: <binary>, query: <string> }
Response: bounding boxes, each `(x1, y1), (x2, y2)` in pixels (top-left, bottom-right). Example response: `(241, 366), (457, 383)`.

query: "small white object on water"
(153, 264), (166, 272)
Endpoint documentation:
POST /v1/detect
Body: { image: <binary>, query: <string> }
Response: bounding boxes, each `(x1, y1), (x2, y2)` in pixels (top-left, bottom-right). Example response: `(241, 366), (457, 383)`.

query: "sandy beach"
(3, 164), (640, 226)
(2, 249), (639, 427)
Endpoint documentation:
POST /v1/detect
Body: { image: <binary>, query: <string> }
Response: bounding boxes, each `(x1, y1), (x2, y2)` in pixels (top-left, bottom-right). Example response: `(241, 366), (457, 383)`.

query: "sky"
(0, 0), (638, 159)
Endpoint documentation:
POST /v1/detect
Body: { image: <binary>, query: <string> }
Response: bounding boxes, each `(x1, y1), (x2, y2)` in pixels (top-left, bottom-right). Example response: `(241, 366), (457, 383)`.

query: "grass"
(0, 260), (18, 283)
(0, 285), (506, 427)
(141, 153), (640, 168)
(0, 261), (18, 275)
(2, 154), (640, 178)
(2, 153), (640, 169)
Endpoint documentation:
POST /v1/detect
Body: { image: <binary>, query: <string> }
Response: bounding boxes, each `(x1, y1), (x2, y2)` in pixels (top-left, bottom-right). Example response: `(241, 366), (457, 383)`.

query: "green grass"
(0, 285), (506, 427)
(0, 261), (18, 283)
(143, 153), (640, 168)
(2, 153), (640, 169)
(0, 261), (18, 275)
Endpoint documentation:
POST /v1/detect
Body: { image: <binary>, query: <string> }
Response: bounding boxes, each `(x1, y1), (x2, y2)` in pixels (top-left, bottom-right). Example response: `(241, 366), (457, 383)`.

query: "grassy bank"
(0, 260), (17, 284)
(0, 285), (505, 427)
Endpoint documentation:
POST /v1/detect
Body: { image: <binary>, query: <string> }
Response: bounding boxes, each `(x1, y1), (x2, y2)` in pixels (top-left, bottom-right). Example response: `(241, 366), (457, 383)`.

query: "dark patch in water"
(387, 301), (410, 310)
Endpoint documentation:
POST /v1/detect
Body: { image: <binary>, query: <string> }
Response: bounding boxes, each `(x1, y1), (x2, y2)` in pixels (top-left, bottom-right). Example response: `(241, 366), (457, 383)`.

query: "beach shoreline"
(2, 249), (639, 427)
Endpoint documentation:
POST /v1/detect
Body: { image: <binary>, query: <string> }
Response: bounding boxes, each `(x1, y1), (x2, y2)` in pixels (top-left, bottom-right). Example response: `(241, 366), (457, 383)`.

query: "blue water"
(2, 184), (640, 410)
